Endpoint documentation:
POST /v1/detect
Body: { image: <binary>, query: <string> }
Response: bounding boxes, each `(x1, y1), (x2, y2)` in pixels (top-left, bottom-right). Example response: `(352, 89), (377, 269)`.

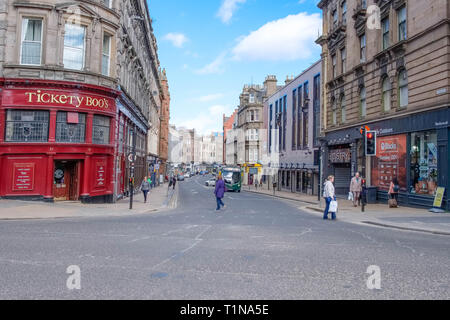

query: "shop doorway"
(53, 161), (80, 201)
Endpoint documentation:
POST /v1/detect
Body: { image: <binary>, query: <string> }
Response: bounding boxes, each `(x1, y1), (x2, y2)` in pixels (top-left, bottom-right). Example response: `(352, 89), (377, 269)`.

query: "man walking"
(214, 173), (225, 211)
(349, 172), (362, 207)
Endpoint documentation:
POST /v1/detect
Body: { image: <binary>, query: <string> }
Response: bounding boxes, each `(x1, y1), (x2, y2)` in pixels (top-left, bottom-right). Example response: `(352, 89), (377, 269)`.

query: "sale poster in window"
(371, 134), (407, 191)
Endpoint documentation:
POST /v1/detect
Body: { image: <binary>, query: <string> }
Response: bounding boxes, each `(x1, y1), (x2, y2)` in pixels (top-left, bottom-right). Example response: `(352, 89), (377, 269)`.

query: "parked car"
(177, 175), (185, 181)
(184, 173), (190, 179)
(205, 179), (216, 187)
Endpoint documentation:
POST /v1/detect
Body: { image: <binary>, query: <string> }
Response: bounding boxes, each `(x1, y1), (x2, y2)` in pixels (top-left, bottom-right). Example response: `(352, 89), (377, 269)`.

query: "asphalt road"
(0, 175), (448, 299)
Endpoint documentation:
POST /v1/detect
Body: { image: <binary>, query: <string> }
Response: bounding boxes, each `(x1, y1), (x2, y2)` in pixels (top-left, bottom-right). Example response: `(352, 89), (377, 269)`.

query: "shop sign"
(329, 148), (351, 163)
(2, 89), (115, 112)
(433, 187), (445, 208)
(12, 163), (35, 191)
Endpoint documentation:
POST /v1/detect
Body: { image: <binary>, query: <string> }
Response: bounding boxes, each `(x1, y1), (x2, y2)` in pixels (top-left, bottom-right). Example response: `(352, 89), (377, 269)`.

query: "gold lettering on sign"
(23, 91), (110, 110)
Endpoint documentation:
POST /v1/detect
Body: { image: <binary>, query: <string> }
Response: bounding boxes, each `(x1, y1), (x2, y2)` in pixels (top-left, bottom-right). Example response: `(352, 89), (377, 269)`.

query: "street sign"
(433, 187), (445, 208)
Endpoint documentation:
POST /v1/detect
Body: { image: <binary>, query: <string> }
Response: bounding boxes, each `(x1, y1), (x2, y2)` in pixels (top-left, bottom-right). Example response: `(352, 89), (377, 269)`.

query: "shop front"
(0, 79), (118, 203)
(323, 108), (449, 210)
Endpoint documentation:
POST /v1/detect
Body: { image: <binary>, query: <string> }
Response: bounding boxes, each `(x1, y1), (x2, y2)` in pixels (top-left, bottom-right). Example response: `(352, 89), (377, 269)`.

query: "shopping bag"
(388, 198), (398, 208)
(348, 192), (354, 201)
(329, 200), (338, 213)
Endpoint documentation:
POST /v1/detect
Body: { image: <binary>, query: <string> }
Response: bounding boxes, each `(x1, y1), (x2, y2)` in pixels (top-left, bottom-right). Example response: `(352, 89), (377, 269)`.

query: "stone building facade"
(316, 0), (449, 209)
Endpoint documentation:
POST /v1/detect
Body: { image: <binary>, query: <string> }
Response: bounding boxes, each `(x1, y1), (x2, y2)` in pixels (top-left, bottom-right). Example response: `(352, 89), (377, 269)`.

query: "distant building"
(263, 61), (322, 195)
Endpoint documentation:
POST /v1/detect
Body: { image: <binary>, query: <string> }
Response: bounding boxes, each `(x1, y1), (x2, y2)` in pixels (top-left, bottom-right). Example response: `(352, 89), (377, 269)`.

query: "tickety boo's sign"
(1, 89), (115, 112)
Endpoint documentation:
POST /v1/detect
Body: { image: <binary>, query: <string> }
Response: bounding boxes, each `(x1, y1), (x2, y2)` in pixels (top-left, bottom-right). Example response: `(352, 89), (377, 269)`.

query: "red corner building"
(0, 79), (119, 203)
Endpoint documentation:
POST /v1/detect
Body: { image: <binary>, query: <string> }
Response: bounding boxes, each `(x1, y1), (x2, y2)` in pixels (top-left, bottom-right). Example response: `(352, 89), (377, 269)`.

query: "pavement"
(0, 174), (448, 299)
(0, 183), (178, 220)
(243, 184), (450, 236)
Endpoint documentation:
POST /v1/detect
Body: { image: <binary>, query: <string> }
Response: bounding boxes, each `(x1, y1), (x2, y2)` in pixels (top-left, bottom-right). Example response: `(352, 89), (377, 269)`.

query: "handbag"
(329, 200), (338, 213)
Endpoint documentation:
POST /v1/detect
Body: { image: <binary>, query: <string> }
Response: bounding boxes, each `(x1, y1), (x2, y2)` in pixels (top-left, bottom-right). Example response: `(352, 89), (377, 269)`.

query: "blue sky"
(147, 0), (322, 134)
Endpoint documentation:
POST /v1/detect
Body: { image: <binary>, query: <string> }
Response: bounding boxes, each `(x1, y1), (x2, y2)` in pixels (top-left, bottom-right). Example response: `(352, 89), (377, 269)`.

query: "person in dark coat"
(172, 175), (177, 190)
(214, 173), (226, 211)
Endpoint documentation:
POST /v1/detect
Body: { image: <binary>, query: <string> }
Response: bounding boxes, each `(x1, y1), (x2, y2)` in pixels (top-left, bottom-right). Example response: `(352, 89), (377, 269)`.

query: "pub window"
(102, 34), (112, 76)
(297, 86), (302, 149)
(382, 77), (391, 112)
(382, 18), (390, 50)
(340, 95), (346, 124)
(5, 110), (49, 142)
(64, 23), (86, 70)
(360, 87), (367, 117)
(332, 9), (338, 29)
(341, 1), (347, 25)
(56, 111), (86, 143)
(360, 34), (366, 63)
(332, 54), (337, 78)
(398, 6), (407, 41)
(21, 18), (43, 65)
(93, 115), (110, 144)
(341, 48), (346, 74)
(398, 69), (408, 108)
(332, 98), (337, 126)
(292, 89), (297, 149)
(101, 0), (112, 8)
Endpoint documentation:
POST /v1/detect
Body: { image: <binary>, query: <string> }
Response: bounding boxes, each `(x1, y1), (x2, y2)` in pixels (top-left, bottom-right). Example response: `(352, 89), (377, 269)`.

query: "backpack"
(393, 184), (400, 193)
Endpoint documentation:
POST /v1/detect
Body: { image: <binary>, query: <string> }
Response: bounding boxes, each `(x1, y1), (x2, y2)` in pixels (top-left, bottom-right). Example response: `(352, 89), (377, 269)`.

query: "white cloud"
(232, 12), (322, 61)
(163, 33), (189, 48)
(175, 105), (233, 135)
(194, 52), (227, 75)
(217, 0), (246, 24)
(198, 93), (224, 102)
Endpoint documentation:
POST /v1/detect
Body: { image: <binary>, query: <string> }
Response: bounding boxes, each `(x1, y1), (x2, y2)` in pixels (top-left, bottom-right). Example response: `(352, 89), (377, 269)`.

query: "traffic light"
(365, 131), (376, 156)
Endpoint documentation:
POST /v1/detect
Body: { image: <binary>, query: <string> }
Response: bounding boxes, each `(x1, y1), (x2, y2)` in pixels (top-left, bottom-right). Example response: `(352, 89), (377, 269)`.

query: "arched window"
(360, 87), (366, 117)
(331, 98), (337, 125)
(382, 77), (391, 112)
(340, 95), (346, 123)
(398, 70), (408, 108)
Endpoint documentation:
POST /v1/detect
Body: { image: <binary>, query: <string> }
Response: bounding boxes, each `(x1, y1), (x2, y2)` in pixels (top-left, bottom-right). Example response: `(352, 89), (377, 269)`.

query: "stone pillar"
(48, 110), (57, 143)
(44, 154), (55, 202)
(80, 154), (91, 199)
(86, 113), (93, 143)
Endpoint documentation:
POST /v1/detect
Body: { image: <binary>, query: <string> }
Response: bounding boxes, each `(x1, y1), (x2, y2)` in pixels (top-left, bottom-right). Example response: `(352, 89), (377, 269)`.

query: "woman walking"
(323, 175), (337, 220)
(388, 177), (400, 207)
(214, 173), (226, 211)
(140, 176), (151, 203)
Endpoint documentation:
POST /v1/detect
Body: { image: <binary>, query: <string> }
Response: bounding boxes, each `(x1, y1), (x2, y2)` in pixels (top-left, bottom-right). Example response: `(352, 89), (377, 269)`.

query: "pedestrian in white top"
(323, 175), (337, 220)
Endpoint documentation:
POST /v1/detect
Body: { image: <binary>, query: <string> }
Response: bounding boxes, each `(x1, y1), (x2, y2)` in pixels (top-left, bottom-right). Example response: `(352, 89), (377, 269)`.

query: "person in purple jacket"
(214, 173), (226, 211)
